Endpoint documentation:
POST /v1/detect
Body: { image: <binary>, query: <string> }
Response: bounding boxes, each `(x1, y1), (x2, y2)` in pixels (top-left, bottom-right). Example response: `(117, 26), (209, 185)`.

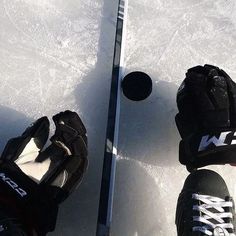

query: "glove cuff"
(180, 129), (236, 171)
(0, 161), (58, 234)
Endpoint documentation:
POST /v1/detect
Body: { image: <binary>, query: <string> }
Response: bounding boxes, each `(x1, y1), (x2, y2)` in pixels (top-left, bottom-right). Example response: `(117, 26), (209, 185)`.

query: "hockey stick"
(96, 0), (128, 235)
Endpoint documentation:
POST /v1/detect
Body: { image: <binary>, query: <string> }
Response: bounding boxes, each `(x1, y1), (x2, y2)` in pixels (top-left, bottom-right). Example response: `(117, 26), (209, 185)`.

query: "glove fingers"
(180, 66), (212, 117)
(37, 111), (88, 202)
(222, 70), (236, 126)
(1, 117), (49, 162)
(176, 66), (210, 135)
(176, 83), (199, 137)
(177, 65), (230, 131)
(53, 110), (86, 142)
(51, 136), (88, 201)
(51, 110), (87, 147)
(207, 74), (229, 128)
(39, 136), (88, 203)
(186, 65), (215, 114)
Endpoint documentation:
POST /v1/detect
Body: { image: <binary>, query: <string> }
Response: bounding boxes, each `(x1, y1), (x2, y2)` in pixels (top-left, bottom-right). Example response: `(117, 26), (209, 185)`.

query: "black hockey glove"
(176, 64), (236, 171)
(0, 110), (88, 235)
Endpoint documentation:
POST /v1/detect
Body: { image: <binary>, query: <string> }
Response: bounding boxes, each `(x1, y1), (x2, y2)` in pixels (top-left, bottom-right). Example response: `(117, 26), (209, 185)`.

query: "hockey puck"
(121, 71), (152, 101)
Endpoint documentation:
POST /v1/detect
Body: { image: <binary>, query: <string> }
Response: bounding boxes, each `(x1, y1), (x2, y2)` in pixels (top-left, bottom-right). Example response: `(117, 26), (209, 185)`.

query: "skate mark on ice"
(156, 14), (188, 67)
(165, 0), (210, 11)
(116, 154), (185, 194)
(3, 0), (84, 74)
(116, 154), (164, 186)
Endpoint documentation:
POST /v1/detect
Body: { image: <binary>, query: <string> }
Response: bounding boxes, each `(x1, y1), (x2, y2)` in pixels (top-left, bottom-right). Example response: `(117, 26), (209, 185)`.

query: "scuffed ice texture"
(0, 0), (103, 116)
(1, 0), (236, 235)
(125, 0), (236, 83)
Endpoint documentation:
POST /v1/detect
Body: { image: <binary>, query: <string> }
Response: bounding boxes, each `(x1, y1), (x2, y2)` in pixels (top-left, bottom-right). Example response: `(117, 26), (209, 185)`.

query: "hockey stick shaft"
(96, 0), (128, 235)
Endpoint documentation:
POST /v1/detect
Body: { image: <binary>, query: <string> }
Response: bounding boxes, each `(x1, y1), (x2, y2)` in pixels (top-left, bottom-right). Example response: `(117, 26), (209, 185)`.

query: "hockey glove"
(0, 110), (88, 235)
(176, 64), (236, 171)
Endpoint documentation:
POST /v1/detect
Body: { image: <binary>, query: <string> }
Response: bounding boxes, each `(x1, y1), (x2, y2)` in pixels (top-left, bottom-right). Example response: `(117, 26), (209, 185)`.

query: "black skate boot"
(176, 169), (235, 236)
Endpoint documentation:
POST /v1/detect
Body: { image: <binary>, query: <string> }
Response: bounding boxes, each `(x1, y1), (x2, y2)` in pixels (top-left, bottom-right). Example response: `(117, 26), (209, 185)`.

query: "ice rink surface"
(1, 0), (236, 235)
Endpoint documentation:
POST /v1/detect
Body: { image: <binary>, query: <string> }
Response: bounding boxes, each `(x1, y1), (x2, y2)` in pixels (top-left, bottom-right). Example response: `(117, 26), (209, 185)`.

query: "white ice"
(1, 0), (236, 235)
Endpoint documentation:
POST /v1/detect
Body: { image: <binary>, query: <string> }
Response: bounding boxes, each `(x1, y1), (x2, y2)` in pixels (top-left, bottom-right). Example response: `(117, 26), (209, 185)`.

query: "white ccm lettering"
(198, 131), (231, 152)
(231, 131), (236, 145)
(0, 173), (27, 197)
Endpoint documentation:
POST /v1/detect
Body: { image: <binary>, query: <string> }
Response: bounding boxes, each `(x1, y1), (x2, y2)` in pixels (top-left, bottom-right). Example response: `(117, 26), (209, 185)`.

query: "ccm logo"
(198, 131), (236, 152)
(0, 173), (27, 197)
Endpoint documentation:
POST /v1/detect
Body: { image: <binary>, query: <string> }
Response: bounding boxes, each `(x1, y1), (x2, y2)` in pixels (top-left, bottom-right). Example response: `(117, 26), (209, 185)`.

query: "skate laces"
(192, 194), (235, 236)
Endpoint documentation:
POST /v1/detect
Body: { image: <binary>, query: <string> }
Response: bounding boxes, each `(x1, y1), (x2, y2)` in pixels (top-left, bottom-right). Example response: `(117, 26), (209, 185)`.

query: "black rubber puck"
(121, 71), (152, 101)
